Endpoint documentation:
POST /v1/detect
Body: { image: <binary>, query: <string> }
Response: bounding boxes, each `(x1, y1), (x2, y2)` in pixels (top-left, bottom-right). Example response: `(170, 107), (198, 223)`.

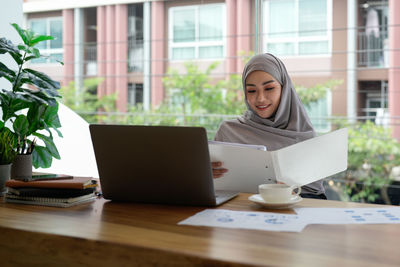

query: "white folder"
(210, 128), (348, 193)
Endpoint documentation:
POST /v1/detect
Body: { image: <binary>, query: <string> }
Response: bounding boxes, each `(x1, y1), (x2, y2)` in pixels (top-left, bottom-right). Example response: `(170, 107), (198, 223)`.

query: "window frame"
(168, 3), (226, 61)
(28, 17), (64, 64)
(263, 0), (332, 58)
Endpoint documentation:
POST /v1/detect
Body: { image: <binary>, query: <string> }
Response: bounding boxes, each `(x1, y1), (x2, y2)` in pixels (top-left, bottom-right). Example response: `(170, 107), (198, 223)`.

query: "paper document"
(210, 128), (348, 193)
(294, 207), (400, 224)
(178, 207), (400, 233)
(178, 209), (308, 232)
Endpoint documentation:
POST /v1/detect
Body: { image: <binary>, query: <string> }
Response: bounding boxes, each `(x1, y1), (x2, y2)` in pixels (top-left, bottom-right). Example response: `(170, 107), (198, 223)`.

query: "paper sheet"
(294, 207), (400, 224)
(178, 209), (308, 232)
(178, 207), (400, 233)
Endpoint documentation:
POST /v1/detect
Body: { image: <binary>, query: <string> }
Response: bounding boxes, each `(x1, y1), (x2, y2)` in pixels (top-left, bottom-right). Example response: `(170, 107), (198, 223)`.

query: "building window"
(29, 17), (63, 64)
(357, 1), (389, 68)
(128, 83), (143, 106)
(169, 4), (226, 60)
(305, 90), (332, 132)
(128, 4), (144, 72)
(263, 0), (331, 57)
(360, 80), (388, 125)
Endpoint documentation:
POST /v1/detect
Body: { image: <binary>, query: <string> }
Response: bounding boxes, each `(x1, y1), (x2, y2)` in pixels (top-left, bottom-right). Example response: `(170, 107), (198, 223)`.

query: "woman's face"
(245, 71), (282, 119)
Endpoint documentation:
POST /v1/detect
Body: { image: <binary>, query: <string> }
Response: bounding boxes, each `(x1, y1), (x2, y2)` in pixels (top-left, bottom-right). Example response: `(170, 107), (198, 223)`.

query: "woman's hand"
(211, 161), (228, 179)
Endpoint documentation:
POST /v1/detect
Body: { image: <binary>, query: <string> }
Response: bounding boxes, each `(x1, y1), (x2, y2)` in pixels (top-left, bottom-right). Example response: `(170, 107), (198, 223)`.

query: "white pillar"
(347, 0), (357, 122)
(0, 0), (22, 91)
(74, 8), (84, 105)
(143, 1), (151, 110)
(254, 0), (263, 54)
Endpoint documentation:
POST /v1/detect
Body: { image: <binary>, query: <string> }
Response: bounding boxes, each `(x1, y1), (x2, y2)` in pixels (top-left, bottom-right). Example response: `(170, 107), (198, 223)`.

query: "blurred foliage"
(331, 120), (400, 204)
(296, 79), (342, 108)
(59, 78), (116, 123)
(162, 61), (246, 117)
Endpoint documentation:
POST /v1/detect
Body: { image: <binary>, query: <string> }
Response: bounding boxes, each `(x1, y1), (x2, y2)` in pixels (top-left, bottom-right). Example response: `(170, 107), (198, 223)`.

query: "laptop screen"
(90, 124), (221, 205)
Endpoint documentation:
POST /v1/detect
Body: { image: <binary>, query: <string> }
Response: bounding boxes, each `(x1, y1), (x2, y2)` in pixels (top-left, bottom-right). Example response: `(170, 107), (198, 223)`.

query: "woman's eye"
(265, 87), (274, 91)
(247, 90), (256, 93)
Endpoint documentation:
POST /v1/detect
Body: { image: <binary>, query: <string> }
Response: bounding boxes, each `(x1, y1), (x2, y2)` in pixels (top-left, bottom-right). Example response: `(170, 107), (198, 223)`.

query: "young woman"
(212, 53), (326, 199)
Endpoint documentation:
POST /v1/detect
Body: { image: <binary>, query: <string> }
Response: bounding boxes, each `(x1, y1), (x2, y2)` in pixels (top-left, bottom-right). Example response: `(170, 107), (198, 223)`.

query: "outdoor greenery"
(330, 120), (400, 204)
(59, 77), (116, 123)
(296, 79), (342, 108)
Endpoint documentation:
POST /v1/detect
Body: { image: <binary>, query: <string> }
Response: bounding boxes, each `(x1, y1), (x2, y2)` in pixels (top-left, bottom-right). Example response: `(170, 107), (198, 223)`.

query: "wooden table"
(0, 193), (399, 266)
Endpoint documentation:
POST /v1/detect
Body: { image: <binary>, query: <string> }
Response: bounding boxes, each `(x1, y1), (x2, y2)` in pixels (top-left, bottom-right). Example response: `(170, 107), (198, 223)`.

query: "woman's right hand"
(211, 161), (228, 179)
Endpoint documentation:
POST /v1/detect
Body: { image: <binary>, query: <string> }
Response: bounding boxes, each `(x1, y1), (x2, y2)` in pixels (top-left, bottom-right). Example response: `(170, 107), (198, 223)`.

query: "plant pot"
(11, 154), (32, 181)
(0, 163), (12, 196)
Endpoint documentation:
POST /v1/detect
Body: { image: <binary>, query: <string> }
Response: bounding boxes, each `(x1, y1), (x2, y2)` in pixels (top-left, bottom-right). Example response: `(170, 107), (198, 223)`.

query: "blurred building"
(22, 0), (400, 138)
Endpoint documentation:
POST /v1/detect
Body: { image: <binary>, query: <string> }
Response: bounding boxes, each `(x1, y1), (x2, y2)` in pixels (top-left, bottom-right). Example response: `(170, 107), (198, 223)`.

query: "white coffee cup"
(258, 184), (301, 203)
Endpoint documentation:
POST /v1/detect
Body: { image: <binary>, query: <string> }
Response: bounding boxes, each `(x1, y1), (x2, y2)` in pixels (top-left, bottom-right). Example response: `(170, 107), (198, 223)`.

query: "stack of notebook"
(4, 175), (98, 207)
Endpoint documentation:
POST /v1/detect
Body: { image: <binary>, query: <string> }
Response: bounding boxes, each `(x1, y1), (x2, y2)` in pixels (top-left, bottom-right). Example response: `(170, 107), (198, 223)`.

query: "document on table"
(178, 207), (400, 233)
(178, 209), (309, 232)
(294, 207), (400, 224)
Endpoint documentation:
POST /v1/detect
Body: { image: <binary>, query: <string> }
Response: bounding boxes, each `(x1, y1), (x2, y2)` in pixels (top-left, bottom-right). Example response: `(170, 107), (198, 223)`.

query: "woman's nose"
(256, 91), (266, 102)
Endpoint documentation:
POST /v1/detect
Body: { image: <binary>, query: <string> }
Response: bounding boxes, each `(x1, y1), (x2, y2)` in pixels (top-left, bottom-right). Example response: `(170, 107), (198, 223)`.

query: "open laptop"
(89, 124), (238, 206)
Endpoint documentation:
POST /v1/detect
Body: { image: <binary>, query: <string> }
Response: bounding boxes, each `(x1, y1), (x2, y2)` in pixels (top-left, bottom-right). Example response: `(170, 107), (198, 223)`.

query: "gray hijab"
(214, 53), (323, 194)
(239, 53), (316, 144)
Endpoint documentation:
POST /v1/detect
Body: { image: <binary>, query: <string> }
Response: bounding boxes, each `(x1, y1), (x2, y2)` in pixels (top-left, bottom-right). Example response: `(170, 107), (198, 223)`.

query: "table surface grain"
(0, 193), (399, 266)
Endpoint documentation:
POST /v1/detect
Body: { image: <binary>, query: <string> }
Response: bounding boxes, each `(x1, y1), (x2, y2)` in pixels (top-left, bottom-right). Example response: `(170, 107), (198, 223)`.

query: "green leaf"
(21, 89), (48, 103)
(53, 127), (63, 138)
(30, 35), (54, 46)
(32, 132), (60, 159)
(0, 62), (16, 77)
(17, 44), (28, 52)
(23, 68), (60, 89)
(11, 23), (29, 45)
(13, 115), (29, 137)
(25, 29), (35, 44)
(20, 74), (60, 97)
(24, 55), (39, 61)
(0, 71), (13, 83)
(0, 37), (19, 54)
(9, 51), (23, 65)
(0, 128), (17, 164)
(0, 90), (33, 122)
(8, 91), (37, 110)
(31, 47), (40, 58)
(54, 58), (64, 65)
(0, 38), (23, 65)
(43, 103), (61, 129)
(32, 145), (53, 168)
(27, 103), (46, 132)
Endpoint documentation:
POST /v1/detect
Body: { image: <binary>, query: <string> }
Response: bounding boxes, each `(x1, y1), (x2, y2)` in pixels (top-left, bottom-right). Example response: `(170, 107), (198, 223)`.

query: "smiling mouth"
(256, 104), (271, 110)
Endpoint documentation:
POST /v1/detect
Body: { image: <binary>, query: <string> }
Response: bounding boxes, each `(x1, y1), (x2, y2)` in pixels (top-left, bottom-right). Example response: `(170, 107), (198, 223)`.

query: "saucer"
(248, 194), (302, 209)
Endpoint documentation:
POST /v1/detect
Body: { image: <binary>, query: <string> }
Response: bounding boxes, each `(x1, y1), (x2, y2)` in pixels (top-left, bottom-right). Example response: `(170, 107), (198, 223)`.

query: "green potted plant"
(0, 23), (63, 168)
(0, 126), (17, 195)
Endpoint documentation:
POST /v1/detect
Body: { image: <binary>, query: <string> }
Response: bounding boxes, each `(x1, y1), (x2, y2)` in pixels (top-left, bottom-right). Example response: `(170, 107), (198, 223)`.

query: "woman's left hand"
(211, 161), (228, 179)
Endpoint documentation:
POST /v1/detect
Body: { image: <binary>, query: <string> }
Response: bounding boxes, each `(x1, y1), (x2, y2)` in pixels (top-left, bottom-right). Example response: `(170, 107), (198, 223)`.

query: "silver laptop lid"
(90, 124), (224, 206)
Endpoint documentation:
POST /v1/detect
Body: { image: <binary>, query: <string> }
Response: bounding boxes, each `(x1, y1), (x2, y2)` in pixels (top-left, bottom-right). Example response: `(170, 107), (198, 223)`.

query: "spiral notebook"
(4, 192), (96, 208)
